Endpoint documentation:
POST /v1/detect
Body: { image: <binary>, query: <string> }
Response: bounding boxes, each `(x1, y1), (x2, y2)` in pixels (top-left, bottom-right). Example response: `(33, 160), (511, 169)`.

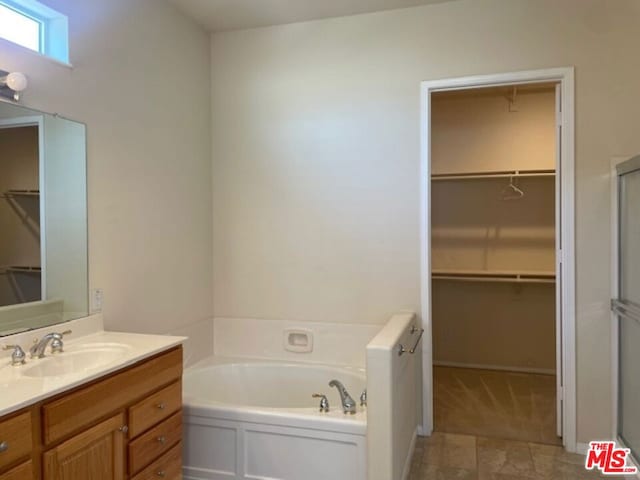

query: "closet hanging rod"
(431, 170), (555, 181)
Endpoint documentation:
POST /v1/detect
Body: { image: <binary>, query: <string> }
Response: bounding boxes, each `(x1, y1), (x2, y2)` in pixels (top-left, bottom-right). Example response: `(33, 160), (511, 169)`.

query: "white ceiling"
(168, 0), (453, 33)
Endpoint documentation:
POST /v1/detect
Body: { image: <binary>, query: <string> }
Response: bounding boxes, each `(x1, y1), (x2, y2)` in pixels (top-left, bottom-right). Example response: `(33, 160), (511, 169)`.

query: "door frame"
(419, 67), (577, 452)
(610, 154), (640, 473)
(610, 155), (625, 443)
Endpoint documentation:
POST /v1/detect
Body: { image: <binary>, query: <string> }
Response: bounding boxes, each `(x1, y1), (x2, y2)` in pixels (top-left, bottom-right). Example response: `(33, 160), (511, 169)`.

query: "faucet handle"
(50, 330), (71, 354)
(50, 338), (64, 354)
(360, 389), (367, 407)
(312, 393), (330, 413)
(3, 345), (26, 366)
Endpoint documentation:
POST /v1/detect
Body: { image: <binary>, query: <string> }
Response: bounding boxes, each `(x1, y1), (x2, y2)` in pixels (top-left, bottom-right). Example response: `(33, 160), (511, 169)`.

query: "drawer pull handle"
(0, 441), (8, 453)
(156, 402), (166, 410)
(119, 425), (129, 434)
(157, 436), (166, 444)
(156, 471), (166, 478)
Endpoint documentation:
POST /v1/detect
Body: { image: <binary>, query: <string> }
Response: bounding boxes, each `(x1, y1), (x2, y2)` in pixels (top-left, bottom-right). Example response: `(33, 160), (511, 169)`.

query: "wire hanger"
(507, 86), (518, 112)
(501, 175), (524, 200)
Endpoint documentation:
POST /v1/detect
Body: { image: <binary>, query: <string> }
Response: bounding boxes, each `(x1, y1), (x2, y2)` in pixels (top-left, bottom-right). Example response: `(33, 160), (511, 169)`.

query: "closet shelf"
(432, 269), (555, 284)
(0, 266), (42, 275)
(431, 170), (555, 181)
(1, 189), (40, 198)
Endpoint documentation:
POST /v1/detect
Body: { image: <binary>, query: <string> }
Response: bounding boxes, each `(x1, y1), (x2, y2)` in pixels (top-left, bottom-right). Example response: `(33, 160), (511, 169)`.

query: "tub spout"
(329, 379), (357, 414)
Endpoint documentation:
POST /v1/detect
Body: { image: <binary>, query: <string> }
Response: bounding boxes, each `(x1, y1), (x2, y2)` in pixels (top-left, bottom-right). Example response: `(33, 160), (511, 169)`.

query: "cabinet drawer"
(131, 442), (182, 480)
(43, 347), (182, 445)
(0, 412), (32, 471)
(0, 460), (33, 480)
(129, 381), (181, 438)
(129, 411), (182, 475)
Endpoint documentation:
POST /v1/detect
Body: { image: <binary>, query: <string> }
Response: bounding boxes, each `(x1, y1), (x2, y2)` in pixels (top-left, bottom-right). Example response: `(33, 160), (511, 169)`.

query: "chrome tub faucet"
(329, 379), (357, 414)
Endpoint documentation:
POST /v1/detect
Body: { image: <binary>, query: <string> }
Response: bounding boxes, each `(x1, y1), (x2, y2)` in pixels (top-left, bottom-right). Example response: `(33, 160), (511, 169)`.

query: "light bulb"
(6, 72), (28, 92)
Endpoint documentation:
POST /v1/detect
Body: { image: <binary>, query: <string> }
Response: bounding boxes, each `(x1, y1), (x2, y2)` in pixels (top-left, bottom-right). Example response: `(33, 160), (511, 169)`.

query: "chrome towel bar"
(397, 325), (425, 356)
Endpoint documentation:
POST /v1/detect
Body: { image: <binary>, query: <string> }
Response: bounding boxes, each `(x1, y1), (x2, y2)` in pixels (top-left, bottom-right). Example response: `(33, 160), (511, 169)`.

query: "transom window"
(0, 0), (69, 64)
(0, 2), (41, 52)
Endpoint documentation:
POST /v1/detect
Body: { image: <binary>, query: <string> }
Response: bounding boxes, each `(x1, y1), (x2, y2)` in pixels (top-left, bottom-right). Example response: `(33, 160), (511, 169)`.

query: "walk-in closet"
(0, 125), (41, 307)
(431, 84), (560, 445)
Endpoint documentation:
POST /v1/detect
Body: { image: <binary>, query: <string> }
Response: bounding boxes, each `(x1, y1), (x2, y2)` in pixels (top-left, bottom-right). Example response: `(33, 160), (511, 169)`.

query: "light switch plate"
(91, 288), (104, 313)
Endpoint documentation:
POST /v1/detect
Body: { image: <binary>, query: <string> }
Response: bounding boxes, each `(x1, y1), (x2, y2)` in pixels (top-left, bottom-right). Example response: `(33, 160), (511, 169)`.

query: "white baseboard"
(401, 428), (418, 480)
(434, 360), (555, 376)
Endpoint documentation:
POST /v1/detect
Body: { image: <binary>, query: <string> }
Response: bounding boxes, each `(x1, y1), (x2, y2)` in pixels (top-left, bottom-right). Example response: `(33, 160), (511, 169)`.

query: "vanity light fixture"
(0, 70), (28, 102)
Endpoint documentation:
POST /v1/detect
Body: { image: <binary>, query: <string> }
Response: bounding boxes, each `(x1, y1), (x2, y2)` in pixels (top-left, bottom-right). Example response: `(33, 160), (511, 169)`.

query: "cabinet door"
(43, 413), (126, 480)
(0, 461), (33, 480)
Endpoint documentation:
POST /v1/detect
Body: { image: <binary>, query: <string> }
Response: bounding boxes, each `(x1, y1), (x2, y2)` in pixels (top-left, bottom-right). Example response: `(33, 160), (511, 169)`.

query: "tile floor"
(408, 432), (608, 479)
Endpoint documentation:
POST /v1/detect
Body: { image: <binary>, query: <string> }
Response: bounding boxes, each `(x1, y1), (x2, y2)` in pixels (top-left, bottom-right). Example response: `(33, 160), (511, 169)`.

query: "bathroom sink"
(21, 344), (131, 378)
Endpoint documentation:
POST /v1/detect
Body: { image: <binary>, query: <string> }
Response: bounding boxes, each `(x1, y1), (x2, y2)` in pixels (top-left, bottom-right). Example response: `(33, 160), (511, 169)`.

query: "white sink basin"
(21, 343), (132, 378)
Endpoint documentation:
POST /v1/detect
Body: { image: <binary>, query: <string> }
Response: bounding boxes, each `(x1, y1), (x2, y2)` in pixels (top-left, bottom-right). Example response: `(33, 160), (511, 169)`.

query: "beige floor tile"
(478, 472), (546, 480)
(407, 435), (612, 480)
(528, 442), (585, 466)
(423, 433), (478, 470)
(419, 464), (478, 480)
(477, 436), (537, 477)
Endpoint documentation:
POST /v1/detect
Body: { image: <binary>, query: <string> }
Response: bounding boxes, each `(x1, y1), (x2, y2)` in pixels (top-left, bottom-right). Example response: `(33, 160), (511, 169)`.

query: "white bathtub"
(182, 356), (368, 480)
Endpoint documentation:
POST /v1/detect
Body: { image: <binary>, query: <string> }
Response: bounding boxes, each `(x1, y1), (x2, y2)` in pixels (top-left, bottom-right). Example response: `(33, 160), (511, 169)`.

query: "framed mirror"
(0, 100), (88, 336)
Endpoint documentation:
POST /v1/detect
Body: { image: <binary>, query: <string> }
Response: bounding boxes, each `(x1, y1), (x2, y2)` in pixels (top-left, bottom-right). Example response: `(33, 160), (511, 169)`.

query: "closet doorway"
(420, 69), (576, 451)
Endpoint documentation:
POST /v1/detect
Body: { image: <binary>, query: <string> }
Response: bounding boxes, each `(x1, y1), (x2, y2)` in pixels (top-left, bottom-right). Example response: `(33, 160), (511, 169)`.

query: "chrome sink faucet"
(329, 379), (357, 414)
(30, 330), (71, 359)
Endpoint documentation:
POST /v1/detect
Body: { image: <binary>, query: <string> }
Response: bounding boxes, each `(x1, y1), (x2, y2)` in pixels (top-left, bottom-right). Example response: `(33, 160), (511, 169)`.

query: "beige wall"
(432, 179), (556, 273)
(0, 0), (213, 334)
(432, 89), (557, 175)
(211, 0), (640, 442)
(433, 282), (556, 371)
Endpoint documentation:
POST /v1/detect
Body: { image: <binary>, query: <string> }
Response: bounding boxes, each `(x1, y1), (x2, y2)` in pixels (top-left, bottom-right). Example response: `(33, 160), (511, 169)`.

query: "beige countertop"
(0, 329), (185, 417)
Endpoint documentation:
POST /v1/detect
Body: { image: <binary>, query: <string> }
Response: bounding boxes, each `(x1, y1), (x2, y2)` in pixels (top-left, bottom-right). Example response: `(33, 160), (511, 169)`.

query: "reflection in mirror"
(0, 101), (88, 336)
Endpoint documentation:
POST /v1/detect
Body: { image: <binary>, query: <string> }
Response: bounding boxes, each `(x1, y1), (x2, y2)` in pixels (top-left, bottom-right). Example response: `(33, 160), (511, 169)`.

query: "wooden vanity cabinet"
(43, 414), (126, 480)
(0, 346), (183, 480)
(0, 409), (37, 480)
(0, 460), (34, 480)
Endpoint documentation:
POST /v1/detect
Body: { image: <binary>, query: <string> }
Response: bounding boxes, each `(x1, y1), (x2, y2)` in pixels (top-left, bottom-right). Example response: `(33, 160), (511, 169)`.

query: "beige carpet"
(434, 366), (562, 445)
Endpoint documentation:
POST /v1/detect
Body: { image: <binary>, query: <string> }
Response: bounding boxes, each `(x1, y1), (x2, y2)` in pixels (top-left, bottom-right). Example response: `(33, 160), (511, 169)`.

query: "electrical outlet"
(91, 288), (104, 313)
